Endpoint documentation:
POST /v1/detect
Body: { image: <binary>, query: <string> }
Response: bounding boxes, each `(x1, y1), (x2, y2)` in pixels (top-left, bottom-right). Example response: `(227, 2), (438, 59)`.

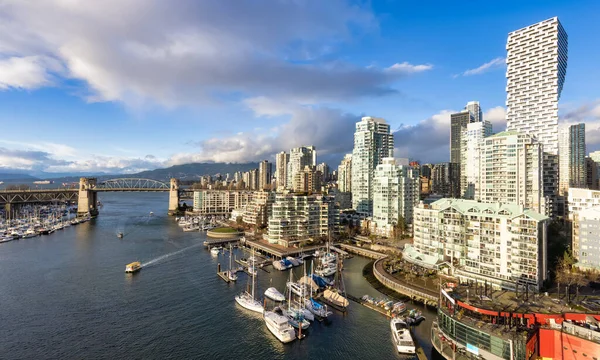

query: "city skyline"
(1, 1), (599, 175)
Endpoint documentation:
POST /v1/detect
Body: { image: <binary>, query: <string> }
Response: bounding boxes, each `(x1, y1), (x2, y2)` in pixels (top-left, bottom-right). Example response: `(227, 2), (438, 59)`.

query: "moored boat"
(264, 311), (296, 343)
(264, 287), (286, 302)
(391, 318), (416, 354)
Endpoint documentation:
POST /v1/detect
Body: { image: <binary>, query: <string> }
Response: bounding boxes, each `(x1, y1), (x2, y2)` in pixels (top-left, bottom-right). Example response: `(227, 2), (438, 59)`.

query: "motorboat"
(321, 289), (349, 312)
(125, 262), (142, 273)
(286, 256), (300, 267)
(117, 232), (124, 238)
(247, 265), (258, 276)
(210, 247), (220, 256)
(264, 287), (286, 302)
(22, 229), (38, 238)
(264, 311), (296, 343)
(227, 270), (238, 281)
(405, 309), (426, 325)
(315, 263), (336, 277)
(391, 318), (416, 354)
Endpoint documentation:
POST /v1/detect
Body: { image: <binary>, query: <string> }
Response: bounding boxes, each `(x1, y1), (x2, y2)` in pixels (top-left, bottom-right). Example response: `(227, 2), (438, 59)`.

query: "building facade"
(292, 165), (320, 193)
(275, 151), (289, 190)
(461, 121), (492, 199)
(413, 198), (549, 291)
(193, 190), (254, 215)
(337, 154), (352, 192)
(286, 146), (316, 189)
(267, 193), (339, 247)
(258, 160), (273, 190)
(477, 131), (544, 214)
(431, 162), (460, 198)
(242, 190), (276, 227)
(567, 188), (600, 262)
(558, 123), (586, 195)
(506, 17), (568, 216)
(586, 157), (599, 190)
(351, 116), (394, 215)
(372, 158), (420, 237)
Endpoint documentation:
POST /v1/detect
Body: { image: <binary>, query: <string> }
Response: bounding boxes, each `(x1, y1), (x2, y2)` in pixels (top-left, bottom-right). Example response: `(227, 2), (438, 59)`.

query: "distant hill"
(0, 173), (39, 181)
(129, 162), (260, 181)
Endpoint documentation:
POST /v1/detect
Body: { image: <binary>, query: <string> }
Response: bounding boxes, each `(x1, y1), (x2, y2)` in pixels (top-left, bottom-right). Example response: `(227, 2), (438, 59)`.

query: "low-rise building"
(413, 198), (549, 291)
(568, 188), (600, 264)
(193, 190), (254, 215)
(242, 191), (276, 227)
(267, 193), (339, 247)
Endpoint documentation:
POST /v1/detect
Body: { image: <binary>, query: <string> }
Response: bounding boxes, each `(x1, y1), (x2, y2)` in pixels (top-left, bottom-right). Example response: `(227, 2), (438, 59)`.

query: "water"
(0, 193), (439, 359)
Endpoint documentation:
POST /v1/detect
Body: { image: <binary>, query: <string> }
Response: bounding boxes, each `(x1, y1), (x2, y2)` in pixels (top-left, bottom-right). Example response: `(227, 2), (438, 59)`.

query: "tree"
(236, 216), (243, 225)
(556, 251), (577, 302)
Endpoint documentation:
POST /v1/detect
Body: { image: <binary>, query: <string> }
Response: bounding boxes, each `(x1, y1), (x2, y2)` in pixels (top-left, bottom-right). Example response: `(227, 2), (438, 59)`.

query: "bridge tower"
(168, 178), (180, 216)
(78, 177), (99, 217)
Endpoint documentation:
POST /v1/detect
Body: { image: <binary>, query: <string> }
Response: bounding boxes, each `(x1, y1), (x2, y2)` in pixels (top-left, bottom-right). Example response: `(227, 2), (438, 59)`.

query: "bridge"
(0, 178), (193, 217)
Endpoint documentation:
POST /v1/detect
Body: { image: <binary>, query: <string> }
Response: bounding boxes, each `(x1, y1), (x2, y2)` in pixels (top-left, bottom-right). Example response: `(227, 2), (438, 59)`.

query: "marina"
(0, 193), (438, 359)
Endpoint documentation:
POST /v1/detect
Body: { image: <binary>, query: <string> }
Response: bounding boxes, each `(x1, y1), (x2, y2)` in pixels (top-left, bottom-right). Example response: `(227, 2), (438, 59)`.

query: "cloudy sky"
(1, 0), (599, 175)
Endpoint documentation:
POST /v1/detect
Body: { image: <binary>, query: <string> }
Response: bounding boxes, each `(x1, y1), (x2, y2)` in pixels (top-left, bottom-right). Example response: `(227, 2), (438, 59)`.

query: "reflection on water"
(0, 192), (437, 359)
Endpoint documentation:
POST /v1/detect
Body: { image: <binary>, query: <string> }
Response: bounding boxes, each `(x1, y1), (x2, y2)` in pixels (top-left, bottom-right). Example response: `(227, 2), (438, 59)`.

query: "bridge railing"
(96, 178), (170, 190)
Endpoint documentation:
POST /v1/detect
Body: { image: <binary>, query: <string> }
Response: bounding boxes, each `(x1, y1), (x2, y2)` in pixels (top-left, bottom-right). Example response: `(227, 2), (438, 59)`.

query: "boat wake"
(141, 242), (203, 268)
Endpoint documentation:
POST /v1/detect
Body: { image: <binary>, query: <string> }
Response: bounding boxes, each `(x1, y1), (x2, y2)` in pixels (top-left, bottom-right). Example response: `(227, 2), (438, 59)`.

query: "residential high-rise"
(558, 123), (586, 196)
(460, 121), (492, 199)
(465, 101), (483, 123)
(586, 157), (599, 190)
(506, 17), (568, 215)
(413, 198), (549, 291)
(275, 151), (289, 190)
(477, 131), (544, 214)
(316, 162), (330, 183)
(258, 160), (273, 190)
(567, 188), (600, 262)
(431, 162), (460, 198)
(351, 116), (394, 215)
(372, 158), (420, 237)
(248, 169), (259, 190)
(267, 193), (339, 247)
(337, 154), (352, 192)
(287, 146), (316, 189)
(292, 166), (320, 193)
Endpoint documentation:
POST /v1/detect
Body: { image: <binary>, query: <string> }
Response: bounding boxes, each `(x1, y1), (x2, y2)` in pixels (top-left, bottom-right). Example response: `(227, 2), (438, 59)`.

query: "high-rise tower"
(351, 117), (394, 215)
(506, 17), (568, 215)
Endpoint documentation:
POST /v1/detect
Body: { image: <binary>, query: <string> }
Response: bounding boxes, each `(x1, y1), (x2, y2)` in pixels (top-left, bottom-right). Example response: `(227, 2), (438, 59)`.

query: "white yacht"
(390, 318), (416, 354)
(264, 287), (286, 302)
(210, 247), (220, 256)
(315, 263), (336, 277)
(264, 311), (296, 343)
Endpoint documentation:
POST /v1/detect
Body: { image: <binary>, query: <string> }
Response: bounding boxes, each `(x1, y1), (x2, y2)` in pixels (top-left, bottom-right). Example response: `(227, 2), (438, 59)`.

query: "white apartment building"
(351, 117), (394, 215)
(476, 131), (544, 214)
(413, 198), (549, 291)
(286, 146), (316, 189)
(568, 188), (600, 262)
(193, 190), (254, 215)
(576, 207), (600, 272)
(267, 193), (339, 247)
(275, 151), (289, 190)
(506, 17), (568, 216)
(242, 190), (276, 226)
(461, 121), (492, 199)
(337, 154), (352, 193)
(372, 158), (420, 237)
(558, 123), (586, 196)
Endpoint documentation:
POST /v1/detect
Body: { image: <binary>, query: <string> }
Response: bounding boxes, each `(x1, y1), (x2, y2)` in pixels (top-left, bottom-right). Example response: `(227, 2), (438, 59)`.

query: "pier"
(204, 237), (241, 247)
(243, 239), (321, 260)
(337, 243), (387, 259)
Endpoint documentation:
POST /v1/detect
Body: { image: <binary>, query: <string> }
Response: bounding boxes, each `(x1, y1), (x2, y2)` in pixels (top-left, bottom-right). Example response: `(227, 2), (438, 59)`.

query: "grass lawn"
(211, 227), (239, 233)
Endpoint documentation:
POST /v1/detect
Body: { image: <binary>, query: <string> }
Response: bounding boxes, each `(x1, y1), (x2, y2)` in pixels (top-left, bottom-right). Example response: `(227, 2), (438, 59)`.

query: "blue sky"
(0, 0), (599, 175)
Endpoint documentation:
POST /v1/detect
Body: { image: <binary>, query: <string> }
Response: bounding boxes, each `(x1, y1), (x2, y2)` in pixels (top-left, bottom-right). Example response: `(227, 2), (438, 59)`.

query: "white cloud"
(560, 99), (600, 151)
(386, 62), (433, 74)
(483, 106), (506, 132)
(0, 56), (57, 90)
(0, 0), (430, 106)
(458, 57), (505, 77)
(393, 110), (455, 163)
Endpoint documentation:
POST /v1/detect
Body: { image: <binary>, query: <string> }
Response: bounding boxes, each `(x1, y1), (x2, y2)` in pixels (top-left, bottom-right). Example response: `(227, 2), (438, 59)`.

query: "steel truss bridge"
(0, 178), (192, 206)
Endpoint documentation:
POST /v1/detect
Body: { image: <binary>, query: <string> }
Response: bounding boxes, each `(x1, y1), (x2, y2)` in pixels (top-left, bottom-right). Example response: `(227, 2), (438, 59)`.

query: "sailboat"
(280, 271), (310, 330)
(235, 248), (264, 313)
(320, 254), (349, 312)
(304, 262), (333, 319)
(227, 243), (238, 281)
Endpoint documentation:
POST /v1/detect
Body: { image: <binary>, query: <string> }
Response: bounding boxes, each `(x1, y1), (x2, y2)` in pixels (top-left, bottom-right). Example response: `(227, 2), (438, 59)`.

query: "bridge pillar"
(168, 178), (180, 216)
(77, 177), (99, 217)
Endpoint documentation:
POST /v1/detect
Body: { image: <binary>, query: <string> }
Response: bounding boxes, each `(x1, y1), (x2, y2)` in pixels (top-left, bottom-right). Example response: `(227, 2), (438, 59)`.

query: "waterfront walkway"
(373, 257), (438, 306)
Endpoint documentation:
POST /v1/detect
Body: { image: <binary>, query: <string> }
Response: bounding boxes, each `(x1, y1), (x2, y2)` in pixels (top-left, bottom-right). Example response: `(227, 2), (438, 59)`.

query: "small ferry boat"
(125, 262), (142, 273)
(390, 318), (416, 354)
(117, 232), (124, 238)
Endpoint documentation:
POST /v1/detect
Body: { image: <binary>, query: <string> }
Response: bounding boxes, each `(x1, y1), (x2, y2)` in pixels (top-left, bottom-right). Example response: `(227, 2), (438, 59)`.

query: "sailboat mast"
(251, 248), (255, 299)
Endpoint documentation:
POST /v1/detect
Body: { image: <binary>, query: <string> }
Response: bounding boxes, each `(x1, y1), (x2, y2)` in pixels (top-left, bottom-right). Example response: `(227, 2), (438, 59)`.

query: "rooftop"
(429, 198), (549, 221)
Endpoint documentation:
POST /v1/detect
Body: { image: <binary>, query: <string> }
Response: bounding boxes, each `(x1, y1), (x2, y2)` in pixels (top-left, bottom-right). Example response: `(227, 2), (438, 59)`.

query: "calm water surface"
(0, 193), (440, 359)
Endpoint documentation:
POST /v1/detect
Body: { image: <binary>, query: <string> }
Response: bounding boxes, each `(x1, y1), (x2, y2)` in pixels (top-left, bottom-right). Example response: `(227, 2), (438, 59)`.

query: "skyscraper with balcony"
(258, 160), (273, 190)
(450, 101), (483, 165)
(477, 131), (544, 214)
(506, 17), (568, 216)
(337, 154), (352, 193)
(558, 123), (586, 195)
(287, 146), (316, 189)
(275, 151), (289, 190)
(351, 117), (394, 215)
(461, 121), (492, 199)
